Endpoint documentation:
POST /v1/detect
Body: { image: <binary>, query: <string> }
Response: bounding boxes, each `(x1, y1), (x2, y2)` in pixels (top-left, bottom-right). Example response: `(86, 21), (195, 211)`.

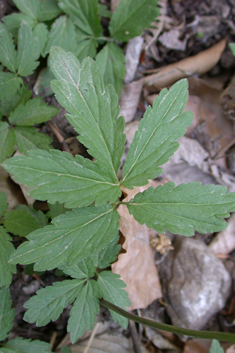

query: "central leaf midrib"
(9, 164), (118, 187)
(121, 87), (182, 183)
(60, 54), (118, 182)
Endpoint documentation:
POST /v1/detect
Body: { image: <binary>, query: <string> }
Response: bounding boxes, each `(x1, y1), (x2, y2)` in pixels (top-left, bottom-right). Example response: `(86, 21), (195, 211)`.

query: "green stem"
(100, 299), (235, 342)
(96, 36), (114, 42)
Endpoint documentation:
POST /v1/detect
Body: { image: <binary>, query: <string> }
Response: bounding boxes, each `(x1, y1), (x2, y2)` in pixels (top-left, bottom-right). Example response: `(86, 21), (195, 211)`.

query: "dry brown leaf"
(146, 77), (235, 169)
(119, 78), (144, 123)
(227, 344), (235, 353)
(183, 339), (211, 353)
(112, 181), (162, 311)
(124, 36), (143, 84)
(111, 0), (120, 12)
(144, 39), (226, 90)
(67, 331), (148, 353)
(185, 77), (235, 167)
(0, 165), (26, 210)
(209, 213), (235, 255)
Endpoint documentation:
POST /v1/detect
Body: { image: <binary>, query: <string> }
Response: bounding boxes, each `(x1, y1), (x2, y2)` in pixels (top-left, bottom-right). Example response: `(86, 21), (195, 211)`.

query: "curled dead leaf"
(112, 181), (162, 311)
(144, 39), (226, 90)
(119, 78), (144, 123)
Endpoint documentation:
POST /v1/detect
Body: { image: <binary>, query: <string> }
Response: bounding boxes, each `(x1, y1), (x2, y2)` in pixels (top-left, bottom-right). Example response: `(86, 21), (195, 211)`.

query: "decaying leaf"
(144, 39), (226, 90)
(0, 165), (25, 210)
(112, 181), (162, 311)
(119, 78), (144, 123)
(146, 77), (235, 169)
(209, 213), (235, 255)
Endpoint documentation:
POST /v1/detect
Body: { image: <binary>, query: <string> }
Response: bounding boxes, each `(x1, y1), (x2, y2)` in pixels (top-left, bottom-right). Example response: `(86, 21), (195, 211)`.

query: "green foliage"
(0, 337), (51, 353)
(0, 227), (16, 287)
(44, 16), (77, 56)
(3, 0), (61, 36)
(229, 43), (235, 57)
(1, 0), (234, 345)
(127, 183), (235, 236)
(109, 0), (160, 42)
(9, 205), (119, 271)
(209, 340), (224, 353)
(0, 96), (59, 163)
(97, 271), (130, 328)
(121, 80), (193, 188)
(0, 22), (40, 102)
(0, 287), (15, 341)
(96, 42), (126, 96)
(2, 0), (160, 95)
(3, 205), (47, 237)
(3, 48), (235, 342)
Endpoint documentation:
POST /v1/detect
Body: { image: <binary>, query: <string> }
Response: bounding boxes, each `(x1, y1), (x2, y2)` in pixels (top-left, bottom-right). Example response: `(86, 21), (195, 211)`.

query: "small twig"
(32, 273), (45, 287)
(129, 320), (142, 353)
(48, 121), (72, 153)
(50, 331), (57, 350)
(212, 136), (235, 160)
(83, 322), (100, 353)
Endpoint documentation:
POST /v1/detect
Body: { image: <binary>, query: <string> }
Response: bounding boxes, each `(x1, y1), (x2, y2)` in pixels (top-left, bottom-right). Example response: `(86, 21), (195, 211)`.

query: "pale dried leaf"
(185, 77), (234, 167)
(158, 28), (189, 51)
(144, 39), (226, 90)
(209, 213), (235, 255)
(183, 339), (211, 353)
(68, 331), (148, 353)
(227, 344), (235, 353)
(111, 0), (120, 12)
(112, 181), (162, 310)
(0, 165), (25, 210)
(124, 36), (143, 84)
(119, 78), (144, 123)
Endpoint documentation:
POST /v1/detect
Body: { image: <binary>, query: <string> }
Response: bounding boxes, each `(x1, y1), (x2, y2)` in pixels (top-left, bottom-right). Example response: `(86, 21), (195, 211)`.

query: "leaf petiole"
(101, 299), (235, 342)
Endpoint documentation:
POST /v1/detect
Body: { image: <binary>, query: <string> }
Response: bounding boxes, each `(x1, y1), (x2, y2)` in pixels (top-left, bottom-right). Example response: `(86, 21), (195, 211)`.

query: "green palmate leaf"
(0, 82), (31, 117)
(209, 340), (224, 353)
(49, 47), (126, 182)
(9, 205), (119, 271)
(109, 0), (160, 42)
(0, 287), (15, 341)
(121, 79), (193, 189)
(92, 235), (121, 269)
(1, 338), (51, 353)
(24, 279), (85, 326)
(0, 72), (23, 100)
(13, 0), (40, 20)
(59, 258), (96, 279)
(2, 149), (120, 207)
(14, 126), (52, 153)
(9, 97), (59, 126)
(229, 43), (235, 57)
(0, 192), (8, 218)
(0, 122), (15, 163)
(33, 23), (49, 57)
(47, 202), (68, 220)
(44, 16), (77, 55)
(127, 182), (235, 236)
(38, 0), (62, 22)
(0, 23), (17, 73)
(75, 34), (98, 61)
(0, 227), (16, 287)
(4, 206), (47, 237)
(2, 13), (34, 37)
(68, 280), (100, 343)
(58, 0), (102, 37)
(96, 43), (126, 96)
(98, 3), (112, 18)
(97, 271), (130, 328)
(16, 22), (40, 77)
